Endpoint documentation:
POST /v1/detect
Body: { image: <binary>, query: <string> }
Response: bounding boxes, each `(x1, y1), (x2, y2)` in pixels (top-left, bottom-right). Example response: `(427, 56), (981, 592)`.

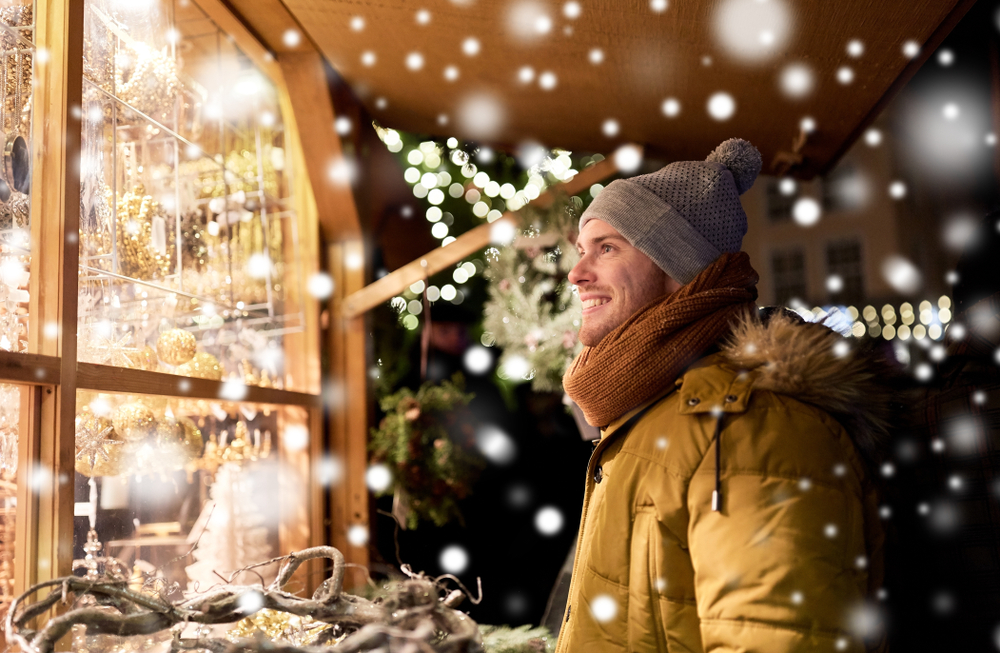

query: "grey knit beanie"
(578, 138), (762, 284)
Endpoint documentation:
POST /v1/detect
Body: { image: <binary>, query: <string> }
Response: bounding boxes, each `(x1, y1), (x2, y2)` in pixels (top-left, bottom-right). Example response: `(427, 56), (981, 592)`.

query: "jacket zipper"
(558, 388), (677, 652)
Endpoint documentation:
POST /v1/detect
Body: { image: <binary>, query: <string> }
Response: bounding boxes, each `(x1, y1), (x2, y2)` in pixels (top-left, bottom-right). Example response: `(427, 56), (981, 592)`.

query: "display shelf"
(75, 362), (319, 407)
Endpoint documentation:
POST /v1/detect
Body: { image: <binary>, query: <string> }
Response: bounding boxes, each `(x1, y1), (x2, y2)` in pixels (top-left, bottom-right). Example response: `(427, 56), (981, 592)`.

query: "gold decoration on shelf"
(116, 186), (174, 280)
(176, 351), (222, 380)
(74, 411), (127, 478)
(136, 345), (158, 371)
(221, 422), (250, 463)
(240, 359), (258, 386)
(180, 417), (204, 459)
(115, 43), (179, 121)
(112, 403), (156, 442)
(156, 329), (196, 366)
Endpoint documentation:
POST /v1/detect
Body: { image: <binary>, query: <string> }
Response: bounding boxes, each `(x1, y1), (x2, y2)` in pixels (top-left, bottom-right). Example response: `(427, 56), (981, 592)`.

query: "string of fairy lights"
(375, 126), (592, 331)
(797, 295), (953, 341)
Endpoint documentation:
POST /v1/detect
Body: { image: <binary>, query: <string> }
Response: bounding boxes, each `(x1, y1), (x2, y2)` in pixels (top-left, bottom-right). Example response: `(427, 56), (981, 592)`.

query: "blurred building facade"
(740, 113), (975, 342)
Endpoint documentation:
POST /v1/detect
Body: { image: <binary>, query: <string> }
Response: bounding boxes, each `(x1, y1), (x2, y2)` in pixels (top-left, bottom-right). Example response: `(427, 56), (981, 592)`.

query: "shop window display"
(0, 0), (34, 352)
(0, 0), (34, 620)
(78, 0), (302, 390)
(72, 388), (312, 597)
(68, 0), (318, 623)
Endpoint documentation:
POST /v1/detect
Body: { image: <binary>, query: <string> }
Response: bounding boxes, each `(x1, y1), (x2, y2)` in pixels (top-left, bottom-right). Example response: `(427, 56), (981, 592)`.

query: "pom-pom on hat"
(579, 138), (762, 285)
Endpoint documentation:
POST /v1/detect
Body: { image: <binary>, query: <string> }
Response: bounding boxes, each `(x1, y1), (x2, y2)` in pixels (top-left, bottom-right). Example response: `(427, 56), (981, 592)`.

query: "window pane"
(0, 6), (34, 352)
(78, 0), (305, 391)
(73, 389), (312, 591)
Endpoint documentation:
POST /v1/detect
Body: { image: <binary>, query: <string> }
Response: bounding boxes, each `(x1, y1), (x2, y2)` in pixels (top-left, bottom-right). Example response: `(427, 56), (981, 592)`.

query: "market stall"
(0, 0), (364, 632)
(0, 0), (991, 650)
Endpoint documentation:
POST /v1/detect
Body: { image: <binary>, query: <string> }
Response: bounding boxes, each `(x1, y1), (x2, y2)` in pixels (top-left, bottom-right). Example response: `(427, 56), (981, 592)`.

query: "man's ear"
(665, 274), (683, 294)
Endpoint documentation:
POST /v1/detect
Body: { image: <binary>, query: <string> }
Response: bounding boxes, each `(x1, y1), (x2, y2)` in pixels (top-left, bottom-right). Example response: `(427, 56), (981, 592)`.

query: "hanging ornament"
(112, 403), (157, 442)
(89, 327), (141, 368)
(176, 351), (222, 380)
(156, 329), (196, 366)
(180, 417), (204, 459)
(74, 411), (124, 477)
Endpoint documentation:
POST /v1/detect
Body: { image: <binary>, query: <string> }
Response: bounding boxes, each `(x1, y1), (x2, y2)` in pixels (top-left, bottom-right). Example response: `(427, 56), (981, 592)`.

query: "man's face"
(569, 219), (682, 346)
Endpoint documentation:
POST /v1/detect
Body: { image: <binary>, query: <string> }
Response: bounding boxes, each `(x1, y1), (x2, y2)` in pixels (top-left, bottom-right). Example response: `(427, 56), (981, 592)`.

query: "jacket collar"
(720, 309), (902, 469)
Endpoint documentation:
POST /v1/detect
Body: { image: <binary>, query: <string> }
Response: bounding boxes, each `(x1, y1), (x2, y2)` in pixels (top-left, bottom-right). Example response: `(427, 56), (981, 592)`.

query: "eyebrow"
(578, 234), (628, 251)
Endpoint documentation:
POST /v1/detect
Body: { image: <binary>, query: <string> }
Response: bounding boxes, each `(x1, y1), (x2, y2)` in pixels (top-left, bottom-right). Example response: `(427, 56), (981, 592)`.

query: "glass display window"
(0, 0), (34, 354)
(0, 0), (329, 635)
(72, 388), (314, 595)
(77, 0), (305, 393)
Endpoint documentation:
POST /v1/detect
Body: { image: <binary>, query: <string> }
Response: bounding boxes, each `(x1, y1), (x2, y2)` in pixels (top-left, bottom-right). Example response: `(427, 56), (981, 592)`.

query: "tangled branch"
(6, 546), (483, 653)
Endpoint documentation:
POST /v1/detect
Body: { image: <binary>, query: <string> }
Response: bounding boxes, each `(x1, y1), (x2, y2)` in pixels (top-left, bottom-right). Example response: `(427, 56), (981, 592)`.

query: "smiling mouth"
(582, 298), (610, 310)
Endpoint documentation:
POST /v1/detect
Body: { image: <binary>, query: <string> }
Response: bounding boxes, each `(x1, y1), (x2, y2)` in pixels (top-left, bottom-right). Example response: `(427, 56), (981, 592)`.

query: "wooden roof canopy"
(234, 0), (974, 179)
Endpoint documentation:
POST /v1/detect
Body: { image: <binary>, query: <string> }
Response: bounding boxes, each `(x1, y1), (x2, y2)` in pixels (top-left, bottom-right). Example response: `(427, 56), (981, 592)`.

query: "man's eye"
(602, 244), (613, 253)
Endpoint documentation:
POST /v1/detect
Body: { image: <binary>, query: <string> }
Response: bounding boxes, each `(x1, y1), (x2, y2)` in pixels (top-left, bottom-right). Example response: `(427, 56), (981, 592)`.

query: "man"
(557, 139), (891, 652)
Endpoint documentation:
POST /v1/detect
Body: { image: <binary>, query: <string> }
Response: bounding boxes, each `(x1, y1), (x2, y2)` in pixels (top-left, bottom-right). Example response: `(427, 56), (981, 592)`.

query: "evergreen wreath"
(369, 373), (483, 529)
(482, 195), (586, 393)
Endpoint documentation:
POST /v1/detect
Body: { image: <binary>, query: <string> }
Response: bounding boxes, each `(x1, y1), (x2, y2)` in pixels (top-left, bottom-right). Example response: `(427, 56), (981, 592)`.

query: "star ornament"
(75, 415), (120, 466)
(83, 323), (140, 368)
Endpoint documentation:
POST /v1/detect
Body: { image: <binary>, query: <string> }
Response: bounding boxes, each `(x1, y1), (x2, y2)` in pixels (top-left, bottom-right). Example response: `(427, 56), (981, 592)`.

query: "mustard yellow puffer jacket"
(556, 315), (890, 653)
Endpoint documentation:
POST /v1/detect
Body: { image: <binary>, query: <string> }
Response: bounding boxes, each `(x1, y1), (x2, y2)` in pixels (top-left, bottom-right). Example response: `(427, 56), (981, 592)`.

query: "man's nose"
(568, 256), (590, 286)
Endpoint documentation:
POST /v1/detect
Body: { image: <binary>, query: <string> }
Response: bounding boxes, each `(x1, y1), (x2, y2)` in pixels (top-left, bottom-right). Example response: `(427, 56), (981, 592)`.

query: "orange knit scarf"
(563, 252), (760, 427)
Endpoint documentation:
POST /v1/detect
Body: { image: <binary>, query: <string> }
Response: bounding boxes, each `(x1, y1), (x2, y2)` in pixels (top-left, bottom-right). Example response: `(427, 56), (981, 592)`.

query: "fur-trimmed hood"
(719, 308), (904, 469)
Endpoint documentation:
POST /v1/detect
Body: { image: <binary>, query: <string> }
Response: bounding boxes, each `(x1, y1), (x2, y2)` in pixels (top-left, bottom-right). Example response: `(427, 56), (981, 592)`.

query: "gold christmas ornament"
(137, 393), (168, 414)
(156, 329), (196, 366)
(154, 418), (183, 445)
(112, 403), (156, 442)
(180, 417), (203, 459)
(176, 351), (222, 380)
(136, 346), (158, 371)
(153, 417), (196, 469)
